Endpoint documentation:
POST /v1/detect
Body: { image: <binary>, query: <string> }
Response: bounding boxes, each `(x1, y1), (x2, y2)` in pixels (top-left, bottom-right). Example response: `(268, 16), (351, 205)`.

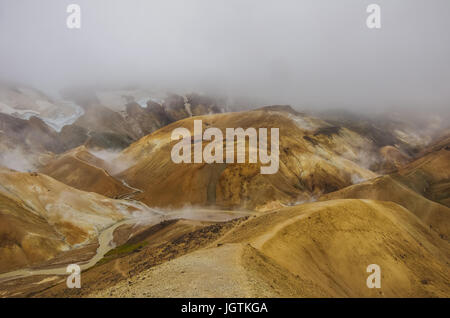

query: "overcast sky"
(0, 0), (449, 111)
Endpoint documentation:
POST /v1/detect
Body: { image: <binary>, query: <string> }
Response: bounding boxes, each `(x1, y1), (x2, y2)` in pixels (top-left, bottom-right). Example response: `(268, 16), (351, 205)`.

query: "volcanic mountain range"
(0, 84), (449, 297)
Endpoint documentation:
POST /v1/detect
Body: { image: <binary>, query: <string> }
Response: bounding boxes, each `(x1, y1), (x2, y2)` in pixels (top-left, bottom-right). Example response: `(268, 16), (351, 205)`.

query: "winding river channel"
(0, 209), (251, 282)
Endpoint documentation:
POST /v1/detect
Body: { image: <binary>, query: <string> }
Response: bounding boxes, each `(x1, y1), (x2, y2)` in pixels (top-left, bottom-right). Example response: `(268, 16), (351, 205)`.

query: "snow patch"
(0, 100), (84, 132)
(136, 97), (165, 108)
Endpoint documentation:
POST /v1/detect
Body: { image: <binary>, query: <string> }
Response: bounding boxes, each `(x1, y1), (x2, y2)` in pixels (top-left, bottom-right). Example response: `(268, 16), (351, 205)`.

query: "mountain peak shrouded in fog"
(0, 0), (449, 112)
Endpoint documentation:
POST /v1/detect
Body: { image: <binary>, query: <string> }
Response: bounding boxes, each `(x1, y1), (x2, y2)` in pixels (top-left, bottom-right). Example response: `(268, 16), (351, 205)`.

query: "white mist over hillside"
(0, 148), (36, 172)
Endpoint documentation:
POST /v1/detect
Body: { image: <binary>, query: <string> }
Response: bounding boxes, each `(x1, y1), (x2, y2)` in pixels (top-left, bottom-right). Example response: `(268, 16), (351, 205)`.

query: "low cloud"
(0, 1), (449, 113)
(0, 147), (37, 172)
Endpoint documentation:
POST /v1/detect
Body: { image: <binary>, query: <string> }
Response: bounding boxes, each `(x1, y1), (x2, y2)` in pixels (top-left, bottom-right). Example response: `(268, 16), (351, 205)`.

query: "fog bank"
(0, 0), (449, 112)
